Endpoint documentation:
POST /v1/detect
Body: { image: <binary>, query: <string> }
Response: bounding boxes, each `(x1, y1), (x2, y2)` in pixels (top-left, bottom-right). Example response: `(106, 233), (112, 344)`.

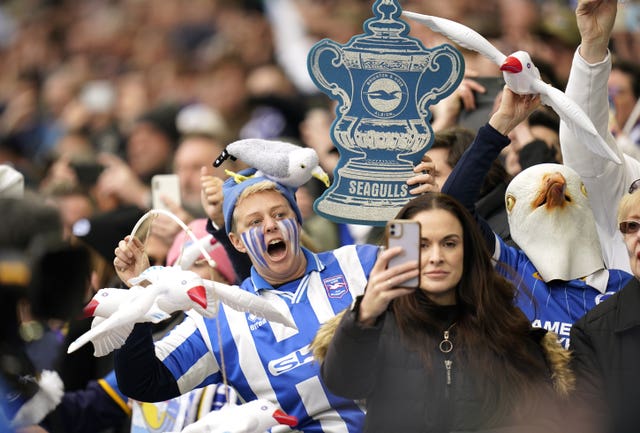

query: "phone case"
(386, 219), (421, 288)
(151, 174), (181, 210)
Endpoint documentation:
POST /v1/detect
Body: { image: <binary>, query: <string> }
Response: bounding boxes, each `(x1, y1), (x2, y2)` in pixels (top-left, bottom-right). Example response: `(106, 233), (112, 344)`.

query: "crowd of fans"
(1, 0), (640, 432)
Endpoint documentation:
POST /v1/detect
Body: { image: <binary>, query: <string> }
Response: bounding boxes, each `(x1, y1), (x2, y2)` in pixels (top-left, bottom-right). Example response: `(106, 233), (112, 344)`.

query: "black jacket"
(315, 304), (572, 433)
(570, 277), (640, 433)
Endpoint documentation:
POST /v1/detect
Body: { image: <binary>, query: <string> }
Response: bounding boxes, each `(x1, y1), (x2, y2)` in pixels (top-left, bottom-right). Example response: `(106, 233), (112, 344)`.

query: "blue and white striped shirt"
(155, 244), (379, 433)
(494, 236), (631, 348)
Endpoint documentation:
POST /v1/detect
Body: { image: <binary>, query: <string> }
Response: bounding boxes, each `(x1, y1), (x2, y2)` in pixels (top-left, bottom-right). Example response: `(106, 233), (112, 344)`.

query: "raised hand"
(489, 86), (541, 136)
(576, 0), (618, 63)
(113, 235), (150, 286)
(358, 247), (419, 327)
(200, 166), (225, 230)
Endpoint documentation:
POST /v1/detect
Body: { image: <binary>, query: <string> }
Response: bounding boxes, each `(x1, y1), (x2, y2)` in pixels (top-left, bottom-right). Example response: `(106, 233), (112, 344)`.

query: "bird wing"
(88, 317), (135, 357)
(203, 280), (297, 330)
(531, 79), (621, 164)
(402, 11), (506, 66)
(67, 286), (160, 354)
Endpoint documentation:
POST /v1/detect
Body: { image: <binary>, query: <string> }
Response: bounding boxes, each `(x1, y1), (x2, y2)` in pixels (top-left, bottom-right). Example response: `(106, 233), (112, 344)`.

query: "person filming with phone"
(312, 192), (574, 433)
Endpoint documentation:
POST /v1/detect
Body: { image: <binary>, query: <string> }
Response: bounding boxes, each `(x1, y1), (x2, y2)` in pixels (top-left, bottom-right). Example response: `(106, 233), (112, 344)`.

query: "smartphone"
(458, 76), (505, 132)
(151, 174), (181, 210)
(386, 219), (421, 289)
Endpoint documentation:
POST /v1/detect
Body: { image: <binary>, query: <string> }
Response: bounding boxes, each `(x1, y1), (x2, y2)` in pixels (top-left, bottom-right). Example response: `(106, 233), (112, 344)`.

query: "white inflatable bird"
(505, 163), (605, 282)
(133, 266), (297, 330)
(69, 266), (298, 356)
(202, 279), (297, 330)
(167, 399), (298, 433)
(67, 268), (210, 356)
(402, 11), (621, 164)
(214, 138), (330, 188)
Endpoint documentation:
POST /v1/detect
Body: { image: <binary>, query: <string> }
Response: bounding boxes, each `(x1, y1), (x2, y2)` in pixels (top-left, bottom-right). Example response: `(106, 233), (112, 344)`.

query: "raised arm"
(442, 88), (539, 253)
(559, 0), (639, 271)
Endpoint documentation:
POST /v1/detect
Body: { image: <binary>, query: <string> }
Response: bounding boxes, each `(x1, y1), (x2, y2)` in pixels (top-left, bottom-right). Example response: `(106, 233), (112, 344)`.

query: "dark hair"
(612, 59), (640, 100)
(431, 127), (511, 196)
(390, 192), (551, 420)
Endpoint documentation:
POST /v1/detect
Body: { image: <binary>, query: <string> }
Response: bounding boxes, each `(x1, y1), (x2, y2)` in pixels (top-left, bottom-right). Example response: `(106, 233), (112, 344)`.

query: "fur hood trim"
(542, 331), (575, 398)
(311, 309), (346, 364)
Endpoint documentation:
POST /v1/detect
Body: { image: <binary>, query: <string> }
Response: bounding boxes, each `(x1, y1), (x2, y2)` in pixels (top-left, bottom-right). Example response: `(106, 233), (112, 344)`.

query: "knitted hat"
(166, 218), (235, 284)
(222, 168), (302, 234)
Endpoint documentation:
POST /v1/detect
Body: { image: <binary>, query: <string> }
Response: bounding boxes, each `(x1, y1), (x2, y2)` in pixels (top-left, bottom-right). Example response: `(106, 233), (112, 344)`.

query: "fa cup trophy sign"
(308, 0), (464, 225)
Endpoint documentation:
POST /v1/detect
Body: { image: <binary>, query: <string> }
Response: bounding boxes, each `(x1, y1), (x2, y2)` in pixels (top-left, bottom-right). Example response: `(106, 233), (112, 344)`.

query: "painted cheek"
(241, 227), (269, 268)
(277, 218), (301, 256)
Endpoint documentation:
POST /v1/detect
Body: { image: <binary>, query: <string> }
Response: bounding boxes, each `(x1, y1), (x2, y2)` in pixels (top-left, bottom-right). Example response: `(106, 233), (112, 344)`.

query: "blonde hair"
(617, 191), (640, 225)
(231, 180), (279, 232)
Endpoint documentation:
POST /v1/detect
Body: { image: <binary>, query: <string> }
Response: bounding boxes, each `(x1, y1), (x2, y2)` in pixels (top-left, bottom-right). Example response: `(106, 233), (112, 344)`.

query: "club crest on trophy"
(307, 0), (464, 225)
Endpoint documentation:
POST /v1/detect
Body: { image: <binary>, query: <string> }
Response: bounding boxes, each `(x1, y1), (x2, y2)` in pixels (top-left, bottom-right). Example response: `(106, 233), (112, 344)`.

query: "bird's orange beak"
(187, 285), (208, 309)
(82, 299), (99, 318)
(500, 56), (522, 73)
(272, 409), (298, 427)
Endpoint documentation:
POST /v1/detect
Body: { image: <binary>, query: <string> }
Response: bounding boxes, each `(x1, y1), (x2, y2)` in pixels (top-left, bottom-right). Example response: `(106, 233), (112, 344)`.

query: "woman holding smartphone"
(312, 192), (574, 433)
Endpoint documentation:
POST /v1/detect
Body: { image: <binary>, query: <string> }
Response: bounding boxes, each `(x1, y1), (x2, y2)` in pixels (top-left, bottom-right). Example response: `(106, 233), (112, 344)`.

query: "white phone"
(386, 219), (421, 289)
(151, 174), (181, 210)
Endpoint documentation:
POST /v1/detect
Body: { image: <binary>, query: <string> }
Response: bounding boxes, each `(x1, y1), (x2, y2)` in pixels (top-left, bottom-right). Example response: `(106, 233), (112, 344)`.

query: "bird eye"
(506, 194), (516, 212)
(300, 164), (306, 168)
(527, 63), (531, 69)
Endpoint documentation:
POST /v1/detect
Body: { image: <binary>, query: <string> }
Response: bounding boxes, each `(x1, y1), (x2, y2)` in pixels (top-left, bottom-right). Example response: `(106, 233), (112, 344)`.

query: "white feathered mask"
(505, 163), (604, 282)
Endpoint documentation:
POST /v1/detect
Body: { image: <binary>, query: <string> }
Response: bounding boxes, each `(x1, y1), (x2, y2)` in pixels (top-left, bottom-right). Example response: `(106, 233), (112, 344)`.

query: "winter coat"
(570, 277), (640, 433)
(312, 305), (574, 433)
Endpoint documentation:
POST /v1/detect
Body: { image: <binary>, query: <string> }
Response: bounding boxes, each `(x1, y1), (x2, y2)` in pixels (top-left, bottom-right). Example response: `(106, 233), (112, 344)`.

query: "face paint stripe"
(241, 228), (269, 268)
(278, 219), (301, 257)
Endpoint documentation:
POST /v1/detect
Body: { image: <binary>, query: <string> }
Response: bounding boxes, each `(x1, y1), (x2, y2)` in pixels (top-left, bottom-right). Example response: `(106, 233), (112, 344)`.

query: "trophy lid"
(345, 0), (425, 54)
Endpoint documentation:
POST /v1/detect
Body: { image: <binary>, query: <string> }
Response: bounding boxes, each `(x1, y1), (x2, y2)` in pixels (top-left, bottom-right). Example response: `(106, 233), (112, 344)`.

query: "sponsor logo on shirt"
(268, 345), (314, 376)
(323, 275), (348, 299)
(247, 313), (267, 331)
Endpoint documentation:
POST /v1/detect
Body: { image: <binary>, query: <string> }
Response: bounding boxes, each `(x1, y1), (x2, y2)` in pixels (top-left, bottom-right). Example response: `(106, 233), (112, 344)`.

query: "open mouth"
(267, 239), (287, 259)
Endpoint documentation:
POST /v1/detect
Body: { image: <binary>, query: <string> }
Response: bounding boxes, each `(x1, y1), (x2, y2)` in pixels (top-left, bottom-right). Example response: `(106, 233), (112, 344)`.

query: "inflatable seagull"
(214, 138), (331, 188)
(67, 269), (211, 356)
(402, 11), (621, 164)
(167, 399), (298, 433)
(68, 267), (298, 357)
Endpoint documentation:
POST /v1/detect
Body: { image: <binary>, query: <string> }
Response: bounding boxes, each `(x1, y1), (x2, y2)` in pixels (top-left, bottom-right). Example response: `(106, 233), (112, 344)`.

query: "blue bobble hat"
(222, 168), (302, 233)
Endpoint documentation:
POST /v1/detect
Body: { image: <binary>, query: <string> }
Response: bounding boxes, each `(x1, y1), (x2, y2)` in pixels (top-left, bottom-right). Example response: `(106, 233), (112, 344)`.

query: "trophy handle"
(416, 45), (464, 118)
(307, 39), (352, 114)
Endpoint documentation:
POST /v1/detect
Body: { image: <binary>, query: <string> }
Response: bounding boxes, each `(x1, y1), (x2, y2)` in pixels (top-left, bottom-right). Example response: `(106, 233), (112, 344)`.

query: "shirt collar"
(248, 247), (325, 294)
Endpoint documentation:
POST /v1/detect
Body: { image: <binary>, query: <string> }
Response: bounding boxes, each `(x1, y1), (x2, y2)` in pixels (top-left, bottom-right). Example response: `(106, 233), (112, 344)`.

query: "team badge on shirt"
(323, 275), (348, 299)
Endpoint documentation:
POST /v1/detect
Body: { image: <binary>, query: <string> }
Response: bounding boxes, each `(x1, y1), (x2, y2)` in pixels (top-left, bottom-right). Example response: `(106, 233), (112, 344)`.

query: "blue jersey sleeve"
(114, 323), (181, 402)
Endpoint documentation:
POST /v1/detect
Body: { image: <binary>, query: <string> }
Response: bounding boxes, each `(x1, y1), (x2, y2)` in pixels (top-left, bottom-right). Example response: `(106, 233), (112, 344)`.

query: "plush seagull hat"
(505, 163), (604, 282)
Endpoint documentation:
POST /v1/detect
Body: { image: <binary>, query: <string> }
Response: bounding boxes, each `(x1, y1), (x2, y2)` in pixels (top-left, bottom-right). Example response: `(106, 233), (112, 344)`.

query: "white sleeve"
(560, 47), (640, 272)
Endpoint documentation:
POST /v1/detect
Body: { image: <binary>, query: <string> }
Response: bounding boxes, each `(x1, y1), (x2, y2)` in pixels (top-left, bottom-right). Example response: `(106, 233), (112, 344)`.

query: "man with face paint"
(111, 168), (380, 433)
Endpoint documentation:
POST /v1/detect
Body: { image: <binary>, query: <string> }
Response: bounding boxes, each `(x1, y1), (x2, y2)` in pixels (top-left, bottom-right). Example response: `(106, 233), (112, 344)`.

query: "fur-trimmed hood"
(310, 310), (575, 398)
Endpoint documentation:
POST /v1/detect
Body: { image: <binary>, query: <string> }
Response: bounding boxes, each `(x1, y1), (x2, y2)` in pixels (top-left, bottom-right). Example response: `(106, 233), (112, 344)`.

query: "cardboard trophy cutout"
(307, 0), (464, 225)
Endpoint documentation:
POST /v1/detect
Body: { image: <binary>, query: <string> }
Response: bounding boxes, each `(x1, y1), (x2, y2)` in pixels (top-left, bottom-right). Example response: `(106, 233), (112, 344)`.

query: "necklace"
(438, 322), (456, 354)
(438, 322), (456, 386)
